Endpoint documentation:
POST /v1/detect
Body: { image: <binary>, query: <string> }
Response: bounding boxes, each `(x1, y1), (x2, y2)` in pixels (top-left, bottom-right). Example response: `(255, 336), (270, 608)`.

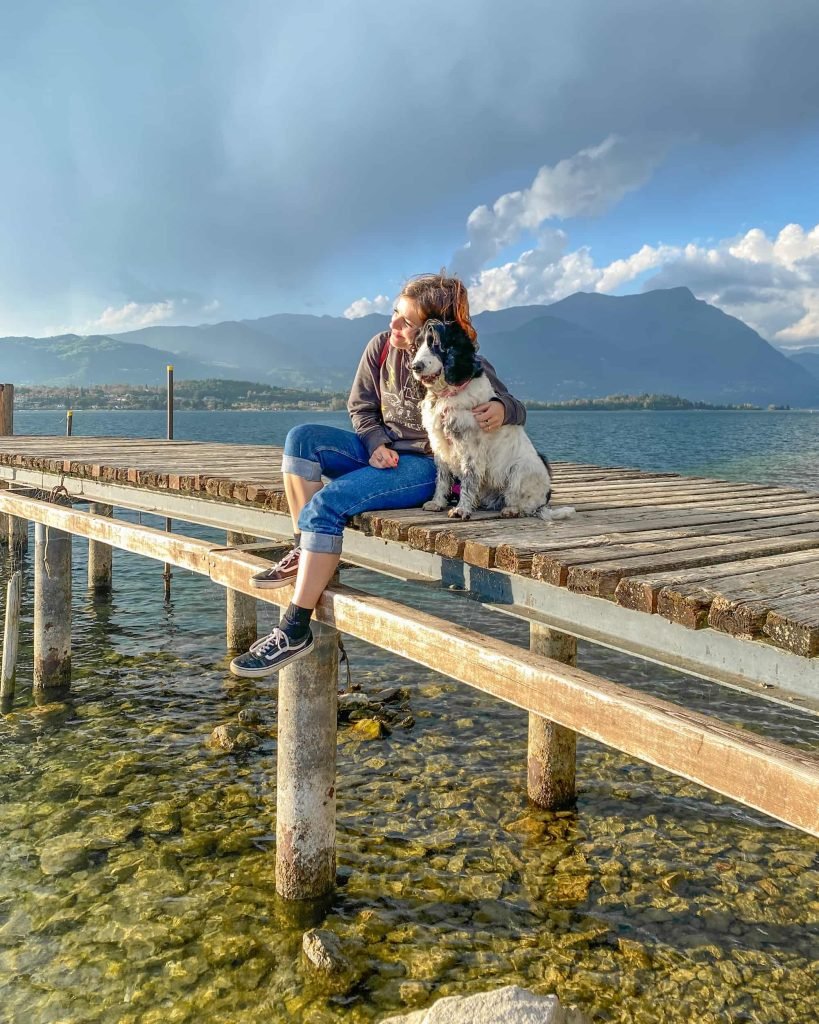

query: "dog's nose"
(411, 360), (423, 372)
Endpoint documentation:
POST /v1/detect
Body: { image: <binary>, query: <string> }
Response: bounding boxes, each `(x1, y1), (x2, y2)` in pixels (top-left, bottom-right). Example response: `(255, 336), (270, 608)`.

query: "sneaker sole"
(249, 575), (298, 590)
(229, 638), (314, 678)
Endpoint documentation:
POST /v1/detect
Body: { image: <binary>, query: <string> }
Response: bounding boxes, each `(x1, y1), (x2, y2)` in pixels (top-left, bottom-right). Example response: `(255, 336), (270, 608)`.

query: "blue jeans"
(282, 424), (437, 554)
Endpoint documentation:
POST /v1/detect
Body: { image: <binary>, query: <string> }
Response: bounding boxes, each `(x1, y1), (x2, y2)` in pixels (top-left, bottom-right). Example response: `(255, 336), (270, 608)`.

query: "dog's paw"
(501, 507), (521, 518)
(423, 500), (446, 512)
(448, 507), (471, 520)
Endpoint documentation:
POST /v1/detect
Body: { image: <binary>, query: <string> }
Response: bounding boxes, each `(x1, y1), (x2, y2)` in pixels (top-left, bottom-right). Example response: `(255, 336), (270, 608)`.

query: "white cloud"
(40, 296), (223, 337)
(83, 300), (177, 334)
(451, 135), (668, 281)
(344, 294), (392, 319)
(465, 220), (819, 348)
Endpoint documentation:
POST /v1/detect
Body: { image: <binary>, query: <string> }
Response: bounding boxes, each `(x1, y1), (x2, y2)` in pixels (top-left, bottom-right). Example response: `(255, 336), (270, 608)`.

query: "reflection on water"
(1, 411), (818, 1022)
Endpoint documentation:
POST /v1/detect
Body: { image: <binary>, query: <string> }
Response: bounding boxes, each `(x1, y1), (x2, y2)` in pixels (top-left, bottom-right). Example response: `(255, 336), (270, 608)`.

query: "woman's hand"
(370, 444), (399, 469)
(472, 400), (505, 431)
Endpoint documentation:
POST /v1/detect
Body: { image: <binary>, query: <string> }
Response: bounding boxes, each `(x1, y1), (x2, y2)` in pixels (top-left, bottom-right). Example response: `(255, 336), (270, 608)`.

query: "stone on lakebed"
(378, 985), (591, 1024)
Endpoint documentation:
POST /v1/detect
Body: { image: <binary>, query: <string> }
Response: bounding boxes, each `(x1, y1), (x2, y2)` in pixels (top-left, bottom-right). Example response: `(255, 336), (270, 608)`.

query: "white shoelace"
(276, 548), (299, 570)
(249, 627), (290, 658)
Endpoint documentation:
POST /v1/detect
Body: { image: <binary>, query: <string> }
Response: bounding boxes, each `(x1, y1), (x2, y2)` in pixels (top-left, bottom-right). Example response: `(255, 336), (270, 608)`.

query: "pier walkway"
(1, 433), (817, 897)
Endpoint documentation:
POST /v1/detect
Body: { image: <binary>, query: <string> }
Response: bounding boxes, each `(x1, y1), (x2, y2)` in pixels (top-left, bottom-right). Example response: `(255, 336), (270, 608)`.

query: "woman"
(230, 273), (526, 678)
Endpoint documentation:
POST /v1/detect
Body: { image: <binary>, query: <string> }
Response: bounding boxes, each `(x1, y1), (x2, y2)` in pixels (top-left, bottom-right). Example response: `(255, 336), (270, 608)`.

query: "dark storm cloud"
(2, 0), (819, 327)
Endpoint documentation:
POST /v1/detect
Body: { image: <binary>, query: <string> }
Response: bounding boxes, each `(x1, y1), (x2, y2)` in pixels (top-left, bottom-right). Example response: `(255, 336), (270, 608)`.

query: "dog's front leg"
(423, 458), (454, 511)
(448, 461), (479, 519)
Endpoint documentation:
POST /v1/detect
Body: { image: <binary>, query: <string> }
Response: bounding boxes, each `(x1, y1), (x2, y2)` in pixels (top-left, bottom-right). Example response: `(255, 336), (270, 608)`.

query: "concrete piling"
(276, 620), (338, 900)
(225, 531), (257, 652)
(34, 523), (72, 697)
(87, 503), (113, 593)
(528, 623), (577, 810)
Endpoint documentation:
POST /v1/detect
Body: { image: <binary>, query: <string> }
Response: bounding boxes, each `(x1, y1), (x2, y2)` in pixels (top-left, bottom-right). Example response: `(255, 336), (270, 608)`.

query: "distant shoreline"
(12, 382), (801, 413)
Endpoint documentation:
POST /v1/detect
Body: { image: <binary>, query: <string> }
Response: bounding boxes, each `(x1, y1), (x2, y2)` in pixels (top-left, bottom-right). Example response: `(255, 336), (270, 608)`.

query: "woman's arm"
(479, 356), (527, 425)
(347, 333), (393, 454)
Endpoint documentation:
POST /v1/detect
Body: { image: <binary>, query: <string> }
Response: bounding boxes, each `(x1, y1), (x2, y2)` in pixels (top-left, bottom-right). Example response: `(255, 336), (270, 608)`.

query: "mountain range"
(3, 287), (819, 407)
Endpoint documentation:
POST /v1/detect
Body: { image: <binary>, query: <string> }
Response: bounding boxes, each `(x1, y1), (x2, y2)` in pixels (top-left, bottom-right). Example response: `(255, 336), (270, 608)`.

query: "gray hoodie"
(347, 331), (526, 457)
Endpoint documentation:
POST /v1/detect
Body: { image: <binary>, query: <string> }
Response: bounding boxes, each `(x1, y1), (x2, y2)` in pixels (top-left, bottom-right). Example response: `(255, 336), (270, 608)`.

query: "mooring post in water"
(34, 523), (72, 696)
(0, 383), (12, 436)
(87, 503), (113, 593)
(276, 620), (338, 900)
(163, 364), (174, 600)
(0, 384), (22, 552)
(225, 531), (257, 652)
(1, 570), (22, 703)
(528, 623), (577, 809)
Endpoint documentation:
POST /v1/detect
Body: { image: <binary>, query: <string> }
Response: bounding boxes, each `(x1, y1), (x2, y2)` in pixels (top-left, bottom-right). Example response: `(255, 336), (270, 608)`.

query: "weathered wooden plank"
(657, 561), (819, 630)
(765, 600), (819, 657)
(529, 524), (819, 593)
(709, 575), (819, 637)
(537, 532), (819, 596)
(496, 511), (819, 576)
(616, 549), (819, 614)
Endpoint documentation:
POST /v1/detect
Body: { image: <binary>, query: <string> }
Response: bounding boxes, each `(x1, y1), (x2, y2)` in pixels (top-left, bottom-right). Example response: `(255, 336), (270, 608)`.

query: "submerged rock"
(302, 928), (351, 974)
(338, 692), (371, 715)
(39, 831), (89, 876)
(208, 724), (260, 752)
(237, 707), (264, 726)
(372, 686), (409, 704)
(378, 985), (590, 1023)
(351, 718), (387, 740)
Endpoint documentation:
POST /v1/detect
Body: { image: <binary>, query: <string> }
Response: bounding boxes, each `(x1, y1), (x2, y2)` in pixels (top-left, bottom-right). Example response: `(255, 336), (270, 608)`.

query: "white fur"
(413, 341), (574, 522)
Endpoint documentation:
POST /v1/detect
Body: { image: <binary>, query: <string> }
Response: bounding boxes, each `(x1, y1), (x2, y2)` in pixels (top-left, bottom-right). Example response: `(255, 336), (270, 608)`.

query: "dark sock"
(281, 602), (313, 642)
(293, 531), (301, 549)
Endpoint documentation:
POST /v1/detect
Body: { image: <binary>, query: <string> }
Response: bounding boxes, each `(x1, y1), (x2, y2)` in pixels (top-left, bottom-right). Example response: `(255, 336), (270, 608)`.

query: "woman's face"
(389, 296), (423, 350)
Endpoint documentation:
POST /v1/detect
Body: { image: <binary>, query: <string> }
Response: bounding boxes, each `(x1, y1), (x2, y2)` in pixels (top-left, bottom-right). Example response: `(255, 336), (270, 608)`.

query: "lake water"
(1, 410), (817, 1023)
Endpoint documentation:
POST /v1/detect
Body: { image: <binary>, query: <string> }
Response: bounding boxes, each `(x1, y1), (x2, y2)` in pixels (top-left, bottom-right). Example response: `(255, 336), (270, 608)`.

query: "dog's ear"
(443, 325), (482, 386)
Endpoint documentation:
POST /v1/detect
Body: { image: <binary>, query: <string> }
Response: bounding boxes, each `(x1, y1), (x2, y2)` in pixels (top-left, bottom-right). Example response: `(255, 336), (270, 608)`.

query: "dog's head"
(410, 320), (482, 390)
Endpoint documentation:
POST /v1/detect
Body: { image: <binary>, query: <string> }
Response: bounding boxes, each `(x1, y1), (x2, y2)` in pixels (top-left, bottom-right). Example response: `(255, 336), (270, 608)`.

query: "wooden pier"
(0, 420), (818, 900)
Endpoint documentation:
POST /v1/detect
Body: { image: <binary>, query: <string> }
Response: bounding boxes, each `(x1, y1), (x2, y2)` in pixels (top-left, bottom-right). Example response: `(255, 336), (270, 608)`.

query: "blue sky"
(2, 0), (819, 348)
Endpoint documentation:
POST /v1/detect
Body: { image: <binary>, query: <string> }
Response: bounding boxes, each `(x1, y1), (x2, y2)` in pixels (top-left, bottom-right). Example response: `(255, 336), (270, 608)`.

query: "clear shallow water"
(1, 411), (818, 1023)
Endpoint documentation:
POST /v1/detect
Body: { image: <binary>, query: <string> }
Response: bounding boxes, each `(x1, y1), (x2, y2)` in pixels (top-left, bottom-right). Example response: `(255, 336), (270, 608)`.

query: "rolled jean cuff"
(281, 453), (323, 482)
(299, 529), (344, 555)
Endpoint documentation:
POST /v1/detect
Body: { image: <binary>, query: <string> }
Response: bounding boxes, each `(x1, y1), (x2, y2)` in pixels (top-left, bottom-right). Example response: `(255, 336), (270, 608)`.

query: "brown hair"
(400, 272), (478, 347)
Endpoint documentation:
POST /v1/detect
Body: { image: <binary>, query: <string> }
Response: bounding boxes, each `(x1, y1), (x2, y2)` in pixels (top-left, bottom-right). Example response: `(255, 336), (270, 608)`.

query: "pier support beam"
(34, 523), (72, 697)
(276, 621), (338, 901)
(528, 624), (577, 809)
(87, 503), (113, 593)
(225, 531), (257, 652)
(8, 514), (28, 554)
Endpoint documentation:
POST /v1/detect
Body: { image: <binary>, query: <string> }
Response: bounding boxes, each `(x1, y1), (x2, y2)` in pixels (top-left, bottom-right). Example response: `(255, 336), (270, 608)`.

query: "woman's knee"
(284, 422), (317, 458)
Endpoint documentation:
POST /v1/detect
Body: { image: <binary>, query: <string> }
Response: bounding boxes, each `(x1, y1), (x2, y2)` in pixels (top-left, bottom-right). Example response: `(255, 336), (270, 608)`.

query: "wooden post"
(8, 514), (28, 554)
(0, 383), (12, 436)
(0, 385), (26, 552)
(66, 409), (73, 436)
(276, 621), (338, 900)
(225, 531), (257, 652)
(528, 623), (577, 809)
(34, 523), (72, 696)
(87, 503), (113, 592)
(163, 364), (174, 600)
(1, 571), (22, 704)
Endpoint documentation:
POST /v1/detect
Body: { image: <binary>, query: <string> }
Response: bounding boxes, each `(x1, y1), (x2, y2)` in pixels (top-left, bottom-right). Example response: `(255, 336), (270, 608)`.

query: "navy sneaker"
(250, 546), (301, 589)
(229, 627), (314, 678)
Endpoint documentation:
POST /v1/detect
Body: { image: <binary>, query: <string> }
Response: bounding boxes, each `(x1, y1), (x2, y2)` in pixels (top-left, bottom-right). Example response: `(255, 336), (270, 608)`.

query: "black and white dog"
(411, 320), (574, 521)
